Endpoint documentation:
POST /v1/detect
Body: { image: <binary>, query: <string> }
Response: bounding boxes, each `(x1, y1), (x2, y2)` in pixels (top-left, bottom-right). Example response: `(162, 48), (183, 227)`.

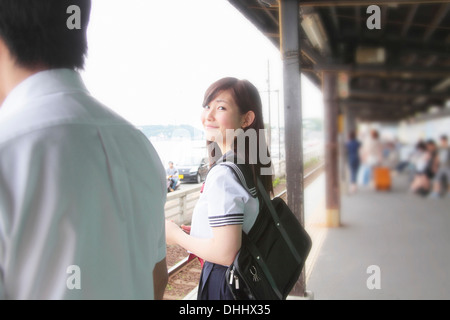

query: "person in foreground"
(0, 0), (167, 299)
(165, 77), (273, 300)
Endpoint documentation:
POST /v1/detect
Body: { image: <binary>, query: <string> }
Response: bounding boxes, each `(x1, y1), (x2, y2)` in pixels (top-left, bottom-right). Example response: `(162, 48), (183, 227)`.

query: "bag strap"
(218, 161), (257, 197)
(219, 161), (303, 264)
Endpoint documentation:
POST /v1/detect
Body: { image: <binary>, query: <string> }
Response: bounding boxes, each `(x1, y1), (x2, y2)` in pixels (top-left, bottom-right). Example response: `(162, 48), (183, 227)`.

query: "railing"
(164, 148), (324, 225)
(165, 185), (202, 225)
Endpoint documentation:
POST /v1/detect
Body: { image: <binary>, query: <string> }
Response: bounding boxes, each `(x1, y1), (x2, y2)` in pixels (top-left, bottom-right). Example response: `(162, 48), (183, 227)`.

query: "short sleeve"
(155, 175), (167, 263)
(0, 270), (4, 300)
(156, 222), (166, 263)
(203, 165), (251, 228)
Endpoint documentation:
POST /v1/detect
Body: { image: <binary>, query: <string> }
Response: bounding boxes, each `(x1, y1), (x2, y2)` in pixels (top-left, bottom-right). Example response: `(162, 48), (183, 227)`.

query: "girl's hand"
(165, 219), (183, 245)
(181, 225), (191, 234)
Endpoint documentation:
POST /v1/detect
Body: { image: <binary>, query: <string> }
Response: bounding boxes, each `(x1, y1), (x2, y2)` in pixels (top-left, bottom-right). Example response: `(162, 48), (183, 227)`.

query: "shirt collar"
(0, 68), (88, 118)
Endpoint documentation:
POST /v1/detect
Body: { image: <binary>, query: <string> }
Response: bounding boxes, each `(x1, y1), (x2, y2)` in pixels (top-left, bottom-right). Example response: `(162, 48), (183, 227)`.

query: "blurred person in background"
(360, 129), (383, 188)
(384, 141), (400, 171)
(428, 135), (450, 199)
(409, 140), (438, 196)
(425, 139), (439, 179)
(346, 130), (361, 194)
(395, 142), (415, 176)
(166, 161), (179, 192)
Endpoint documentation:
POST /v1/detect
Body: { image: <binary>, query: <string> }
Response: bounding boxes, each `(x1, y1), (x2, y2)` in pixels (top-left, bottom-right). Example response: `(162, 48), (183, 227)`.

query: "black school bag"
(217, 159), (312, 300)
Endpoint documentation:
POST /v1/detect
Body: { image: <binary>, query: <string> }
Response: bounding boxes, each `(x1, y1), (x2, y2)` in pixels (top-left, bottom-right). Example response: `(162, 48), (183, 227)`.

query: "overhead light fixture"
(428, 106), (440, 114)
(355, 46), (386, 64)
(413, 95), (427, 105)
(301, 13), (329, 54)
(338, 72), (349, 99)
(432, 77), (450, 92)
(257, 0), (277, 7)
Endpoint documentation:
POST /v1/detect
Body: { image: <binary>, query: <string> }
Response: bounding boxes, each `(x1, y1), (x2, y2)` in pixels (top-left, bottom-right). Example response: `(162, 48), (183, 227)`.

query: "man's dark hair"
(0, 0), (91, 70)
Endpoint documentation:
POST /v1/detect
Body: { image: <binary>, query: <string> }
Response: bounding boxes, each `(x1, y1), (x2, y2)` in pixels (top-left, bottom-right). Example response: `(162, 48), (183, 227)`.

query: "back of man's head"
(0, 0), (91, 70)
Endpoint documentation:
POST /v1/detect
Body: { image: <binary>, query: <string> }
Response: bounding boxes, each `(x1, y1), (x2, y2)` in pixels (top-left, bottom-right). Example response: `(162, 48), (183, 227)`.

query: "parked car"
(177, 157), (209, 184)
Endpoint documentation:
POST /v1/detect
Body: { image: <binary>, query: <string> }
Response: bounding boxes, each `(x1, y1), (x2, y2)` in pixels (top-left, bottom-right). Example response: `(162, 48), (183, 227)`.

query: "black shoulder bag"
(219, 161), (312, 300)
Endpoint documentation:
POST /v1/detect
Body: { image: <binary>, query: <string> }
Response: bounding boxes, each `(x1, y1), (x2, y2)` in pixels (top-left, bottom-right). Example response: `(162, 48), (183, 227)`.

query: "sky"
(80, 0), (324, 129)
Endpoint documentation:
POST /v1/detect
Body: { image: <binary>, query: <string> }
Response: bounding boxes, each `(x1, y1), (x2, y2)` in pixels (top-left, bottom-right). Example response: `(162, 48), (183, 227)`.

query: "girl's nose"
(205, 107), (215, 121)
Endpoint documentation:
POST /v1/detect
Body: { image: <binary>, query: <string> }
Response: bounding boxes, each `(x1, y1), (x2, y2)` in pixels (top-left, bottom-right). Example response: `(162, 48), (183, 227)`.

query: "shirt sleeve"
(0, 270), (4, 300)
(156, 167), (167, 263)
(204, 165), (251, 228)
(156, 227), (166, 263)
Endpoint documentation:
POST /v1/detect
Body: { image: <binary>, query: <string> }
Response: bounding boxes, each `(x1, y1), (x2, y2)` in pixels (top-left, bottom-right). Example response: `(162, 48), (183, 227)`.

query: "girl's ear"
(241, 111), (255, 129)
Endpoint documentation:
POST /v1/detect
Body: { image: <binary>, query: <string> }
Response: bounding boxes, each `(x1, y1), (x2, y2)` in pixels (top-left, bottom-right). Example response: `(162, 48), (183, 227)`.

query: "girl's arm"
(166, 220), (241, 266)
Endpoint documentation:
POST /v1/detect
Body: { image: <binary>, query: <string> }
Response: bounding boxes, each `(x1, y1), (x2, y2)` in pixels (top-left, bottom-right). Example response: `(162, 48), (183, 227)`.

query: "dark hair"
(349, 131), (356, 140)
(371, 129), (379, 139)
(441, 135), (448, 142)
(0, 0), (91, 70)
(416, 141), (426, 151)
(202, 77), (273, 195)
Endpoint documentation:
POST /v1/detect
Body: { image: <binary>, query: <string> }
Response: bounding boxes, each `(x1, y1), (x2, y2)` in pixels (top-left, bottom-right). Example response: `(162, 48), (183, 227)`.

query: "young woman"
(165, 77), (273, 300)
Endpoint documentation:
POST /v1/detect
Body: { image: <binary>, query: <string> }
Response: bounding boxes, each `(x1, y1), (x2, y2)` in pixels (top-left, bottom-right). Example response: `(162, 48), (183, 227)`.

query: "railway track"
(163, 162), (324, 300)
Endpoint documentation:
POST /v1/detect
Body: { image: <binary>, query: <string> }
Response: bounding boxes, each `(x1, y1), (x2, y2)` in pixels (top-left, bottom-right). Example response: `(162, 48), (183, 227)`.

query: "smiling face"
(201, 90), (246, 153)
(200, 77), (273, 191)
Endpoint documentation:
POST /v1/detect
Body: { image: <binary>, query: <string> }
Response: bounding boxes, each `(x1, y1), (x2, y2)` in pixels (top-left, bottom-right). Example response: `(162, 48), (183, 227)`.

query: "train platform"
(306, 172), (450, 300)
(183, 170), (450, 300)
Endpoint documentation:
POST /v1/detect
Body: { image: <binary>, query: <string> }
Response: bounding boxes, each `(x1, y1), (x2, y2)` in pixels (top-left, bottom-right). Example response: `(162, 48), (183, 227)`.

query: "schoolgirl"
(165, 77), (273, 300)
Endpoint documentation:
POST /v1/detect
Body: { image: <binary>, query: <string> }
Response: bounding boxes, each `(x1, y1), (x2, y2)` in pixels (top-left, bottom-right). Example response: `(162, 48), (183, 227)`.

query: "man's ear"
(0, 38), (9, 104)
(0, 37), (15, 71)
(241, 111), (255, 129)
(0, 38), (7, 61)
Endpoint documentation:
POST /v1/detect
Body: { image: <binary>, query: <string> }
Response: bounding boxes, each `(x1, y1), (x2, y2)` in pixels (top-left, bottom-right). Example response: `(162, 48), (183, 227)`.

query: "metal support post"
(323, 72), (341, 227)
(279, 0), (306, 297)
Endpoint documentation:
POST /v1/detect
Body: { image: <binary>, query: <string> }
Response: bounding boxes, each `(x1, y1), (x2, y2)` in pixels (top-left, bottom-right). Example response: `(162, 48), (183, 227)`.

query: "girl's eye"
(218, 106), (226, 111)
(203, 105), (210, 109)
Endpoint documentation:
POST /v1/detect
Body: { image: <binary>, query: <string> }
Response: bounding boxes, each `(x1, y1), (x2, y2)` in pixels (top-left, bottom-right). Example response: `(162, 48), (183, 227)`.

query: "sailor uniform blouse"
(190, 164), (259, 241)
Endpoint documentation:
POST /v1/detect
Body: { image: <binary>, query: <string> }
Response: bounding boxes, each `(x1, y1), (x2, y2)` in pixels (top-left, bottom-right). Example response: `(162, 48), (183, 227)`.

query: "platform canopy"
(228, 0), (450, 122)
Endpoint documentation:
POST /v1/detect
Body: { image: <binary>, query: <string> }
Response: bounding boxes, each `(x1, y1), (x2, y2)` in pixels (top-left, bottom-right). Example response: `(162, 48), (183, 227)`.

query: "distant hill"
(137, 124), (204, 140)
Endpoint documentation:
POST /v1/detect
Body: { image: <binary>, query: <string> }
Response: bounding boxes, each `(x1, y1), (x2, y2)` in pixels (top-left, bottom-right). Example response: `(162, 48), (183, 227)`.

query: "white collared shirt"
(0, 69), (167, 299)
